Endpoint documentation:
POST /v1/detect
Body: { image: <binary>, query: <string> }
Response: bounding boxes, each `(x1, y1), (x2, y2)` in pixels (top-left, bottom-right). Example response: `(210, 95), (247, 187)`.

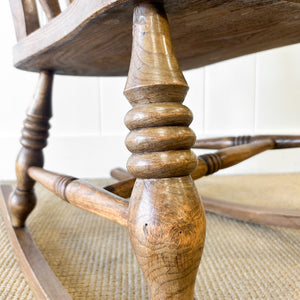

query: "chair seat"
(13, 0), (300, 76)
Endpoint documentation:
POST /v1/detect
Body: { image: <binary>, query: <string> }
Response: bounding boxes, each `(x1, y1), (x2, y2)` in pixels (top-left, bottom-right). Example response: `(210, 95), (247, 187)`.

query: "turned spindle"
(38, 0), (61, 20)
(193, 135), (300, 149)
(9, 0), (60, 228)
(28, 167), (129, 227)
(9, 71), (53, 227)
(124, 2), (206, 299)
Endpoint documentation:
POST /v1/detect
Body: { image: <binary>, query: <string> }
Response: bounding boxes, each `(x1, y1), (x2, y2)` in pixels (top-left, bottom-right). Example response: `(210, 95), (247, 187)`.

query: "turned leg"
(124, 2), (206, 299)
(9, 71), (53, 227)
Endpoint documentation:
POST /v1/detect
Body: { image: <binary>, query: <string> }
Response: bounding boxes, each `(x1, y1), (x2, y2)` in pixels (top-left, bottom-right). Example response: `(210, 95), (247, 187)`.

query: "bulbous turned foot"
(128, 177), (206, 300)
(9, 188), (36, 227)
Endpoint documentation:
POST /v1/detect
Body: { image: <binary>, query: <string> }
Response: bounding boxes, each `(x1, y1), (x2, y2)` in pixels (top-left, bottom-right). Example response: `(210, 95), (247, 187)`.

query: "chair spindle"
(194, 135), (300, 149)
(38, 0), (61, 20)
(9, 0), (40, 40)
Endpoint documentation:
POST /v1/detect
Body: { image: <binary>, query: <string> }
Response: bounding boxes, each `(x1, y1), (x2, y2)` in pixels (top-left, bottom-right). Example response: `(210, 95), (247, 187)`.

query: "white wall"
(1, 1), (300, 180)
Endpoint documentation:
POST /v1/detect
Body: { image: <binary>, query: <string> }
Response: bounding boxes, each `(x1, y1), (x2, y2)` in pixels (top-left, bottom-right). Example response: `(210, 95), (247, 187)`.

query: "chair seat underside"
(13, 0), (300, 76)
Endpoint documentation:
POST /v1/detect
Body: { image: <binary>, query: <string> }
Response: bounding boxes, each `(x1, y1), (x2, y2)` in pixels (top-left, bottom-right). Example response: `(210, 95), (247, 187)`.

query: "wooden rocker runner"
(1, 0), (300, 299)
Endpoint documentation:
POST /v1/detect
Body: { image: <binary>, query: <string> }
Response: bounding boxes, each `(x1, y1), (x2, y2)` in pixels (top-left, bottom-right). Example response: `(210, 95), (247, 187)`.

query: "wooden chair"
(1, 0), (300, 299)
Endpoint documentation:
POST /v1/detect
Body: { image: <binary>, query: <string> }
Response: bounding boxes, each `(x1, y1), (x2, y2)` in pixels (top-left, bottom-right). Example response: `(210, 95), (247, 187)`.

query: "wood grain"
(124, 2), (205, 299)
(108, 140), (275, 198)
(0, 185), (72, 299)
(28, 167), (129, 227)
(125, 103), (193, 130)
(129, 177), (206, 299)
(9, 71), (53, 227)
(12, 0), (300, 76)
(123, 1), (196, 179)
(109, 169), (300, 228)
(126, 126), (195, 153)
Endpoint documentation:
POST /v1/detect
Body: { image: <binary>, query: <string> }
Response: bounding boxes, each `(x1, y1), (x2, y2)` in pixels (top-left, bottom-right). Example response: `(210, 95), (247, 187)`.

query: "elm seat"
(14, 0), (300, 76)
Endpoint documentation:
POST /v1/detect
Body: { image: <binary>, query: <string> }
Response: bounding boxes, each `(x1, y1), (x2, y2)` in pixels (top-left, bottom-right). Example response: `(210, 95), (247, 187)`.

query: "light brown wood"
(202, 196), (300, 229)
(126, 126), (195, 153)
(28, 167), (129, 227)
(124, 2), (205, 299)
(9, 0), (60, 228)
(0, 185), (72, 299)
(108, 140), (275, 198)
(104, 178), (134, 199)
(9, 0), (40, 41)
(110, 167), (133, 181)
(12, 0), (300, 76)
(127, 150), (198, 179)
(109, 169), (300, 229)
(6, 0), (300, 298)
(125, 103), (193, 129)
(9, 71), (53, 227)
(197, 139), (300, 229)
(193, 139), (275, 178)
(194, 135), (300, 149)
(129, 177), (206, 300)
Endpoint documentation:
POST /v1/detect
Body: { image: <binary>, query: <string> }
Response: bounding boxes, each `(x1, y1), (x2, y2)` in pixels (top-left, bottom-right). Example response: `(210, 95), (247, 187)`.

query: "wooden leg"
(124, 2), (206, 299)
(9, 71), (53, 227)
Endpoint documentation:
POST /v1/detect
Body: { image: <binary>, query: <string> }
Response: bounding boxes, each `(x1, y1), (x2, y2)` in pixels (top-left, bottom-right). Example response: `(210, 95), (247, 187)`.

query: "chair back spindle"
(9, 0), (40, 41)
(38, 0), (61, 20)
(9, 0), (61, 41)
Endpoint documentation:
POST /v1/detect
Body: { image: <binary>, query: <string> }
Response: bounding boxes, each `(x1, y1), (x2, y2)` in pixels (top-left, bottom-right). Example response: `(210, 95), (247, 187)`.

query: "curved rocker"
(0, 185), (72, 300)
(201, 195), (300, 228)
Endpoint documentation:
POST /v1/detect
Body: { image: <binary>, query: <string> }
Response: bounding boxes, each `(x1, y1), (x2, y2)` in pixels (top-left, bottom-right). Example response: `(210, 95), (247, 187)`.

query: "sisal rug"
(0, 174), (299, 299)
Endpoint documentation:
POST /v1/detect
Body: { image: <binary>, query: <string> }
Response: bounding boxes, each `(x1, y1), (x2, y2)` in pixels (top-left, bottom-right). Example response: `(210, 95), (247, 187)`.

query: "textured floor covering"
(0, 174), (299, 299)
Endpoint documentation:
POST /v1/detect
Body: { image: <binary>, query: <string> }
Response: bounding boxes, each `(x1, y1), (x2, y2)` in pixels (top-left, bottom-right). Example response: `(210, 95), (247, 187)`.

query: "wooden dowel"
(193, 139), (275, 178)
(38, 0), (61, 20)
(28, 167), (129, 227)
(193, 135), (300, 149)
(110, 167), (133, 181)
(104, 178), (135, 199)
(107, 140), (274, 197)
(9, 0), (40, 40)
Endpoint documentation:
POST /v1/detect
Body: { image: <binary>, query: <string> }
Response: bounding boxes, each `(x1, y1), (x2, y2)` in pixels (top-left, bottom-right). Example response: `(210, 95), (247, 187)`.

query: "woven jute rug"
(0, 174), (299, 299)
